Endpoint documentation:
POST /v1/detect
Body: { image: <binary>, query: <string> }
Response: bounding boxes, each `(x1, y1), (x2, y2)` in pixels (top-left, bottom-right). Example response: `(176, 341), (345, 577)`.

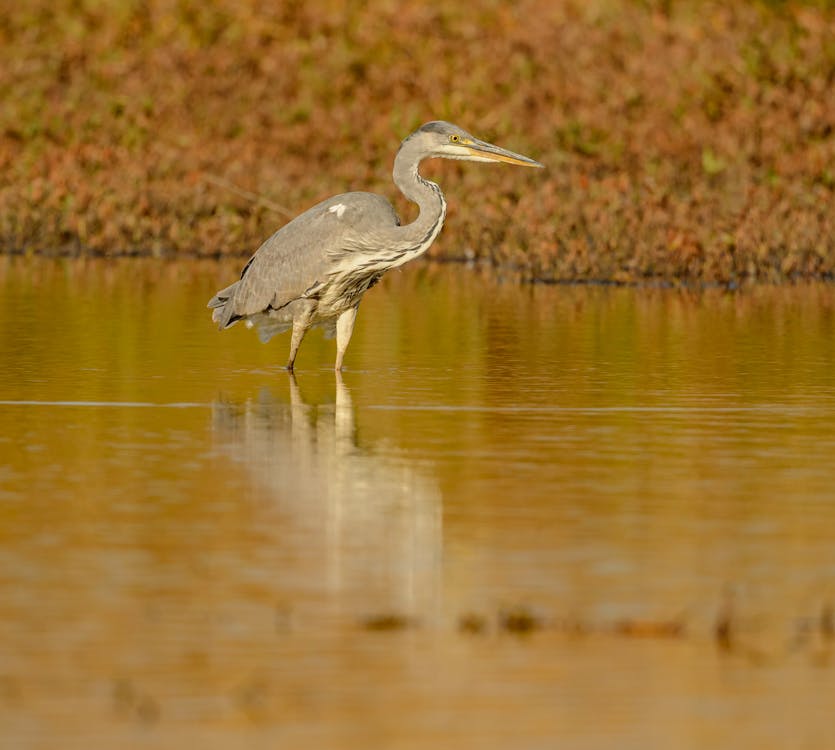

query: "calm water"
(1, 257), (834, 749)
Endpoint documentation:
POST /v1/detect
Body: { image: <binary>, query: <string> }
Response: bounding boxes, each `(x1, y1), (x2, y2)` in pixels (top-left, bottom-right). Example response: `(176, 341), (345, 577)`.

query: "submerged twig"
(822, 602), (834, 640)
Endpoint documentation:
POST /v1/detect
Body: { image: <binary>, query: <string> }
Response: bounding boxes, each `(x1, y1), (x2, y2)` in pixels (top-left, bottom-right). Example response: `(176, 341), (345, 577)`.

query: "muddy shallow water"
(1, 257), (834, 749)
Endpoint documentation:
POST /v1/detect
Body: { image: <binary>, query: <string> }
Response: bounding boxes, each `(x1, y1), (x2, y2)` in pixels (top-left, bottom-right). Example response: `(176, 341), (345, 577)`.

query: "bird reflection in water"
(211, 374), (442, 626)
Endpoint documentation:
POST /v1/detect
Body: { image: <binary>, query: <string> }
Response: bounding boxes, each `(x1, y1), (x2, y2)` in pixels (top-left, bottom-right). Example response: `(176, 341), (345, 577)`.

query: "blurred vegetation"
(1, 0), (834, 283)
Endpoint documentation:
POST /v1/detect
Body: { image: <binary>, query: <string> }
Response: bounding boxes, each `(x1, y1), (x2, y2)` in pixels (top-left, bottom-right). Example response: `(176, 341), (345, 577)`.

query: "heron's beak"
(465, 139), (544, 168)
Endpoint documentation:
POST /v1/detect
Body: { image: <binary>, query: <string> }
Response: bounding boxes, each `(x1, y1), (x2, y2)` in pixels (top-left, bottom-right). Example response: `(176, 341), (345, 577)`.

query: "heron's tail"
(207, 281), (240, 329)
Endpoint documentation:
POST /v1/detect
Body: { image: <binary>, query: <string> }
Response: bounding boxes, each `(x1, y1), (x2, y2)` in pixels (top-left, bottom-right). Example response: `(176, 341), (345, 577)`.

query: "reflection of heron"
(208, 121), (543, 370)
(211, 374), (442, 619)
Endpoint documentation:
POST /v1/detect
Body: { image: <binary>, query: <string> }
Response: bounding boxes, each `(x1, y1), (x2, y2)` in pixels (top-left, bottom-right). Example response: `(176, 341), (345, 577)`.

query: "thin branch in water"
(203, 173), (294, 219)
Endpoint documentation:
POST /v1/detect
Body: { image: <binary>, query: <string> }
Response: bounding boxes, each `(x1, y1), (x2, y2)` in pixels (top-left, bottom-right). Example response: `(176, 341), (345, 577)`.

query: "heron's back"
(208, 192), (400, 330)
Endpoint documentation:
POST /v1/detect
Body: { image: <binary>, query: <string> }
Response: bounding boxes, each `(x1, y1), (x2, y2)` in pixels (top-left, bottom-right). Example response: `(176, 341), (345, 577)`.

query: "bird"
(208, 121), (543, 371)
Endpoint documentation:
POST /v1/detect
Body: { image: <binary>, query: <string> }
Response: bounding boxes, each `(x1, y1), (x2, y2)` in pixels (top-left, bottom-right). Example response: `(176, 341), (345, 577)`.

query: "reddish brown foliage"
(1, 0), (834, 283)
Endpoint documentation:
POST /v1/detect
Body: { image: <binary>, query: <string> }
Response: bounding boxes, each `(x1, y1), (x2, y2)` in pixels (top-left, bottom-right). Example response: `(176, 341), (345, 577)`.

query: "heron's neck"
(391, 146), (447, 253)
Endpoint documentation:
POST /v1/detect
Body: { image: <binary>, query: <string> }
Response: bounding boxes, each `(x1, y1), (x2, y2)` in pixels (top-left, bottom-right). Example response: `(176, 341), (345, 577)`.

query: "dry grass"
(1, 0), (834, 283)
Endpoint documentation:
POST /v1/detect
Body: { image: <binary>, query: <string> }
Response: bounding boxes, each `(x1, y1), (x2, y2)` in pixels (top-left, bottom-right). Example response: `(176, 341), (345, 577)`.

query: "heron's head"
(403, 121), (544, 168)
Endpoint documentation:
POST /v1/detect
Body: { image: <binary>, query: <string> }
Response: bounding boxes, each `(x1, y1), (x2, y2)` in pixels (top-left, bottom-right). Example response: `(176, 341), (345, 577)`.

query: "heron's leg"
(334, 306), (358, 371)
(287, 316), (311, 371)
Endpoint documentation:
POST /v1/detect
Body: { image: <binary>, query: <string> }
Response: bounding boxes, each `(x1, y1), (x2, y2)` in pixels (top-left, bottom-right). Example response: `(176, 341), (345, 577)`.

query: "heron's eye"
(450, 134), (460, 143)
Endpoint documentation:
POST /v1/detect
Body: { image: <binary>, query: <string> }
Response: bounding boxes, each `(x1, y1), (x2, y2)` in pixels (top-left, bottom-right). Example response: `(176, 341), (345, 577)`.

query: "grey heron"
(208, 121), (543, 370)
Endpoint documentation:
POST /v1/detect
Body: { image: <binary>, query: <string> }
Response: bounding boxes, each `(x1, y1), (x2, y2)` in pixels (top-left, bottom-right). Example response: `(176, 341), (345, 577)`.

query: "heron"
(208, 121), (543, 370)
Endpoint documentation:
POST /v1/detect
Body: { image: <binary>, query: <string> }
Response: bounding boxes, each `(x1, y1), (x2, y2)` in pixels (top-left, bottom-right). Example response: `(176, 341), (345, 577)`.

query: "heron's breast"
(313, 269), (382, 317)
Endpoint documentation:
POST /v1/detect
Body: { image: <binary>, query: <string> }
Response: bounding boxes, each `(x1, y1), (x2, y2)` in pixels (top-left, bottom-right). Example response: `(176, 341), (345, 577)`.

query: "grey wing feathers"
(208, 281), (241, 327)
(207, 192), (399, 330)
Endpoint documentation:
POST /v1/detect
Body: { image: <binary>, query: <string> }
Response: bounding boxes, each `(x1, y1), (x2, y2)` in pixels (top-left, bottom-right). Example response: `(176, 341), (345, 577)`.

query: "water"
(1, 257), (834, 749)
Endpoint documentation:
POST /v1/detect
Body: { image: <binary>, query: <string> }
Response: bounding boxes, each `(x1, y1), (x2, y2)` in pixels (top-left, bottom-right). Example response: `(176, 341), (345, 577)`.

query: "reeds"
(2, 1), (833, 283)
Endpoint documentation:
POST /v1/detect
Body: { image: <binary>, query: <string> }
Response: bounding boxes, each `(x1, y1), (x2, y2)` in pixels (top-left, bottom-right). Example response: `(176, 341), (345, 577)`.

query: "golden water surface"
(1, 258), (834, 749)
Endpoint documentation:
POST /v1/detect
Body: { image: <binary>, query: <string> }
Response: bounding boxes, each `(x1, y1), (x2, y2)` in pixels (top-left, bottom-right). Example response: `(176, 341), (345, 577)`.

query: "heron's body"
(208, 121), (541, 370)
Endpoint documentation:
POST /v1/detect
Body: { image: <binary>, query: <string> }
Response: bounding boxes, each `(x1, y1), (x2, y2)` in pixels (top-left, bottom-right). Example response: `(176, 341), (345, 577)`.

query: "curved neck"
(390, 140), (447, 253)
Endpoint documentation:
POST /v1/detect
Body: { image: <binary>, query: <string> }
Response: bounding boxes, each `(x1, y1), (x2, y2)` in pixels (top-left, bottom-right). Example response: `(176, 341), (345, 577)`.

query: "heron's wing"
(215, 192), (399, 324)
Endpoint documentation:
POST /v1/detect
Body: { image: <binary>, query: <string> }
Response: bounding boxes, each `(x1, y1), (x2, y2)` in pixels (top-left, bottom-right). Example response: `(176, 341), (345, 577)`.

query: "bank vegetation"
(1, 0), (834, 284)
